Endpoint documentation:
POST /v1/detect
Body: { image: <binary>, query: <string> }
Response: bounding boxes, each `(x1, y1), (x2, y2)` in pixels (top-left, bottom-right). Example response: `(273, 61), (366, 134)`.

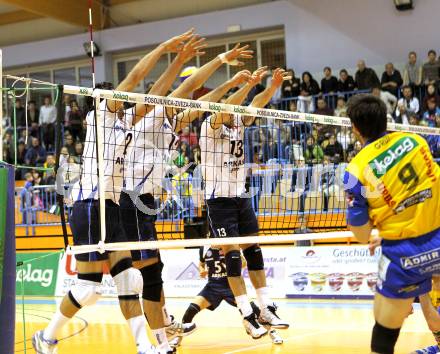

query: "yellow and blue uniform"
(343, 131), (440, 298)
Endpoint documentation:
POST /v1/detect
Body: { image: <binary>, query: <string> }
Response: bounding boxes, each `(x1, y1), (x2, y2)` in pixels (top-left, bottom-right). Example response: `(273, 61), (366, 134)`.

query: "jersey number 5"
(230, 140), (243, 158)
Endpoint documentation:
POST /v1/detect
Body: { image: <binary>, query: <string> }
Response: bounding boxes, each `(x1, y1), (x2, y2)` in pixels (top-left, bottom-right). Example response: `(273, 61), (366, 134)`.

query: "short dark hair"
(428, 49), (437, 56)
(339, 69), (348, 75)
(324, 66), (331, 72)
(347, 94), (387, 140)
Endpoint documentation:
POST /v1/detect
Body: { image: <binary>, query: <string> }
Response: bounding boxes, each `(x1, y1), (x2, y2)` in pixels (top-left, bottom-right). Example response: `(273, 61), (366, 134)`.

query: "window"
(199, 45), (227, 89)
(229, 41), (258, 76)
(117, 59), (143, 92)
(79, 66), (93, 87)
(54, 67), (76, 85)
(29, 71), (53, 105)
(261, 38), (286, 70)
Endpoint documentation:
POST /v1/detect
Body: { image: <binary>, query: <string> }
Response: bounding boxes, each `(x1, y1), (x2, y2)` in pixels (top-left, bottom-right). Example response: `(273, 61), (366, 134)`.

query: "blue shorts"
(206, 197), (259, 238)
(198, 279), (236, 310)
(119, 191), (159, 261)
(377, 228), (440, 299)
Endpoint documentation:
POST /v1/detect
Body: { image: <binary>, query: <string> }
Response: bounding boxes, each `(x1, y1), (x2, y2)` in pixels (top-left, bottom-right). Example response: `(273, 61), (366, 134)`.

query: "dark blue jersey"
(201, 247), (228, 283)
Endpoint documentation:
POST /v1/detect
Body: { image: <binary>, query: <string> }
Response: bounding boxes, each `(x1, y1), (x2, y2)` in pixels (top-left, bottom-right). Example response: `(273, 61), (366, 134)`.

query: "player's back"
(346, 131), (440, 240)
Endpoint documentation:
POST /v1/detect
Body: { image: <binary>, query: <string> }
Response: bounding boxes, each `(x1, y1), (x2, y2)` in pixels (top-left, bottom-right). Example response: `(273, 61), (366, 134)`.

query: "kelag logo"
(16, 252), (60, 296)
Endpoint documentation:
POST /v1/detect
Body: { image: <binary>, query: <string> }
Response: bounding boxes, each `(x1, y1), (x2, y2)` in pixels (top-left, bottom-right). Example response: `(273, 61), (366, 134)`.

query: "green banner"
(16, 252), (61, 296)
(0, 168), (8, 301)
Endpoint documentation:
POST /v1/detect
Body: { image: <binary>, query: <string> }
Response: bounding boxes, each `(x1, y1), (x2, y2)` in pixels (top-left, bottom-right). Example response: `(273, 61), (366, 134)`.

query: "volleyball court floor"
(16, 297), (431, 354)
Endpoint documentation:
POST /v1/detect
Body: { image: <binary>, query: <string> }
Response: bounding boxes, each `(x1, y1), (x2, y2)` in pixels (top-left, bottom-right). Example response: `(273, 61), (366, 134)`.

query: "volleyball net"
(43, 83), (438, 255)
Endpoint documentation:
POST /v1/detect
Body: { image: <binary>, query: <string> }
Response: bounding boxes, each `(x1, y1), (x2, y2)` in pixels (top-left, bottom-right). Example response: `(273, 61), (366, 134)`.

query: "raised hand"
(270, 68), (292, 88)
(177, 35), (207, 63)
(230, 70), (252, 86)
(161, 28), (195, 53)
(249, 66), (269, 86)
(221, 43), (254, 66)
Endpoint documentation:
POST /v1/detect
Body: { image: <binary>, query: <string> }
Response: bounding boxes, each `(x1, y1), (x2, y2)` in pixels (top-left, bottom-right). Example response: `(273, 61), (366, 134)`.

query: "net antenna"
(0, 49), (2, 162)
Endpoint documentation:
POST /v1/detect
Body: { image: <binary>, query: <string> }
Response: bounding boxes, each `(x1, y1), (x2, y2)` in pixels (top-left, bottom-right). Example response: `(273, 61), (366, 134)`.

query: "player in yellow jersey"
(343, 94), (440, 354)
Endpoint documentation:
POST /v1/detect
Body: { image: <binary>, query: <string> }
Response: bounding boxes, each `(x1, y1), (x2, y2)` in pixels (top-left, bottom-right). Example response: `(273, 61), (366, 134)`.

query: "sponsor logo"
(175, 262), (200, 280)
(301, 249), (321, 264)
(113, 92), (129, 101)
(209, 103), (221, 112)
(369, 137), (418, 177)
(79, 88), (89, 95)
(394, 188), (432, 214)
(16, 264), (54, 287)
(234, 106), (249, 114)
(401, 249), (440, 269)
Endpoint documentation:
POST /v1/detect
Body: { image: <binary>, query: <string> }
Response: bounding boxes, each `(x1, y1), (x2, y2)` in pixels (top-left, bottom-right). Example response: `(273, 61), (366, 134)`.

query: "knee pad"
(243, 245), (264, 271)
(225, 250), (242, 277)
(113, 267), (143, 300)
(69, 279), (102, 309)
(140, 261), (164, 302)
(371, 322), (401, 354)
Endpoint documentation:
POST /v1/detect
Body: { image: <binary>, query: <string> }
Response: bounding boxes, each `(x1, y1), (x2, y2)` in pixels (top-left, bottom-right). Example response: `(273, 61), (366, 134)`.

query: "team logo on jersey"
(400, 248), (440, 270)
(369, 137), (418, 178)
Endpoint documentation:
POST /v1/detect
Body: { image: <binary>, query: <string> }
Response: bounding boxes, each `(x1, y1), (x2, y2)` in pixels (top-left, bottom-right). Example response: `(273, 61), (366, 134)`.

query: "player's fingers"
(195, 51), (206, 56)
(232, 43), (241, 50)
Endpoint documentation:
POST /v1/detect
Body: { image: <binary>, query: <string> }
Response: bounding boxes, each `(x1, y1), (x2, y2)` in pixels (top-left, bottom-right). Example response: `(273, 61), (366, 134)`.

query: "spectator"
(304, 136), (324, 165)
(63, 94), (71, 127)
(179, 126), (198, 148)
(64, 134), (76, 156)
(334, 97), (347, 117)
(74, 142), (84, 157)
(323, 134), (343, 163)
(403, 51), (422, 88)
(423, 83), (440, 110)
(43, 154), (56, 185)
(300, 72), (320, 96)
(422, 98), (440, 127)
(408, 112), (420, 126)
(14, 98), (26, 128)
(315, 97), (334, 116)
(372, 86), (397, 115)
(336, 126), (352, 151)
(24, 137), (47, 166)
(297, 89), (315, 113)
(422, 50), (440, 86)
(67, 100), (83, 142)
(16, 141), (27, 165)
(288, 100), (298, 112)
(320, 67), (338, 94)
(355, 60), (380, 90)
(381, 62), (403, 97)
(282, 69), (301, 98)
(27, 100), (40, 138)
(20, 172), (35, 224)
(338, 69), (356, 92)
(395, 85), (419, 124)
(39, 95), (57, 150)
(2, 131), (13, 163)
(193, 84), (211, 100)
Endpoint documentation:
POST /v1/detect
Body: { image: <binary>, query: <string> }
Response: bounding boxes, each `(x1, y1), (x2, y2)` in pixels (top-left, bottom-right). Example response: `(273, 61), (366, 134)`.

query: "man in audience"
(14, 98), (26, 129)
(395, 85), (419, 125)
(321, 67), (338, 94)
(39, 95), (57, 151)
(355, 60), (380, 90)
(315, 97), (334, 116)
(423, 50), (440, 87)
(27, 100), (40, 138)
(403, 51), (422, 89)
(338, 69), (355, 92)
(24, 137), (47, 167)
(381, 62), (403, 97)
(372, 86), (397, 115)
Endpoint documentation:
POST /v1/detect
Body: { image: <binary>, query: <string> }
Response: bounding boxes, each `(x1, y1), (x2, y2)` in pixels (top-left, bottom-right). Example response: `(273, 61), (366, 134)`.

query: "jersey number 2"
(123, 133), (133, 155)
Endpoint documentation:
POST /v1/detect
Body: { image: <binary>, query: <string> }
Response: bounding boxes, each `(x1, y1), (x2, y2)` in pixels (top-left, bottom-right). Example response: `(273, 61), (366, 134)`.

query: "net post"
(55, 84), (69, 248)
(94, 95), (106, 245)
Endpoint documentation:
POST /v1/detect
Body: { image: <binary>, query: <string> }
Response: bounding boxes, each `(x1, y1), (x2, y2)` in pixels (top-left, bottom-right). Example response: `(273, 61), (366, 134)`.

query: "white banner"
(285, 246), (380, 298)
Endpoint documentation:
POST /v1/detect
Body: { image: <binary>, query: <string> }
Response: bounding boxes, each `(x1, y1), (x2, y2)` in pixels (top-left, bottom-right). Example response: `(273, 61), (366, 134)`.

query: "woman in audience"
(303, 136), (324, 165)
(300, 72), (320, 96)
(323, 134), (344, 163)
(282, 69), (301, 98)
(67, 100), (84, 142)
(334, 97), (347, 117)
(423, 83), (440, 111)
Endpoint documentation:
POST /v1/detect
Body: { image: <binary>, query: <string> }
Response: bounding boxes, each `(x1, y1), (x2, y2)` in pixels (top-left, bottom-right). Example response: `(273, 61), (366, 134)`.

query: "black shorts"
(69, 199), (127, 262)
(119, 191), (159, 261)
(198, 280), (236, 310)
(206, 197), (259, 238)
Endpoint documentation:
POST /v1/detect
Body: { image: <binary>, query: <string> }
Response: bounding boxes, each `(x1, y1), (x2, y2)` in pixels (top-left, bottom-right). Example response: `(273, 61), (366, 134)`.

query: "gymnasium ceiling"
(0, 0), (270, 47)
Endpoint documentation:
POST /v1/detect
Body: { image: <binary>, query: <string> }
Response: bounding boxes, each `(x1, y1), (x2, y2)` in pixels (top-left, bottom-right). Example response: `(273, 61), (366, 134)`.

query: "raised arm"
(169, 43), (253, 99)
(173, 70), (252, 133)
(132, 36), (207, 124)
(107, 29), (195, 113)
(209, 67), (268, 129)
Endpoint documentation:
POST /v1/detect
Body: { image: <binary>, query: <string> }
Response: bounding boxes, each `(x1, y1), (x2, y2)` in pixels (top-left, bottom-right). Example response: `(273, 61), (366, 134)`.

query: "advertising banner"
(16, 252), (61, 296)
(285, 246), (380, 298)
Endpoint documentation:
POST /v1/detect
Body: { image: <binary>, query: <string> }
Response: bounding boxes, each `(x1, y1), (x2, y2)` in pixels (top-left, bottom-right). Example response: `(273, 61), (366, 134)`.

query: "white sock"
(235, 295), (253, 318)
(256, 287), (272, 308)
(152, 328), (171, 351)
(127, 315), (152, 352)
(162, 305), (172, 327)
(43, 311), (70, 341)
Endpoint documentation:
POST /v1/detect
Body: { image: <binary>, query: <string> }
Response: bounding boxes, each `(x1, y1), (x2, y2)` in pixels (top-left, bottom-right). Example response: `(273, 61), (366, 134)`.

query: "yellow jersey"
(344, 132), (440, 240)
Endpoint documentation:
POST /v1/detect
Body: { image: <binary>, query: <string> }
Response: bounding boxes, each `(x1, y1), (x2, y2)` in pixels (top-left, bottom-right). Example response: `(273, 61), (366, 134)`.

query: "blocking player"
(119, 43), (253, 352)
(199, 68), (290, 339)
(343, 94), (440, 354)
(32, 30), (195, 354)
(172, 246), (283, 348)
